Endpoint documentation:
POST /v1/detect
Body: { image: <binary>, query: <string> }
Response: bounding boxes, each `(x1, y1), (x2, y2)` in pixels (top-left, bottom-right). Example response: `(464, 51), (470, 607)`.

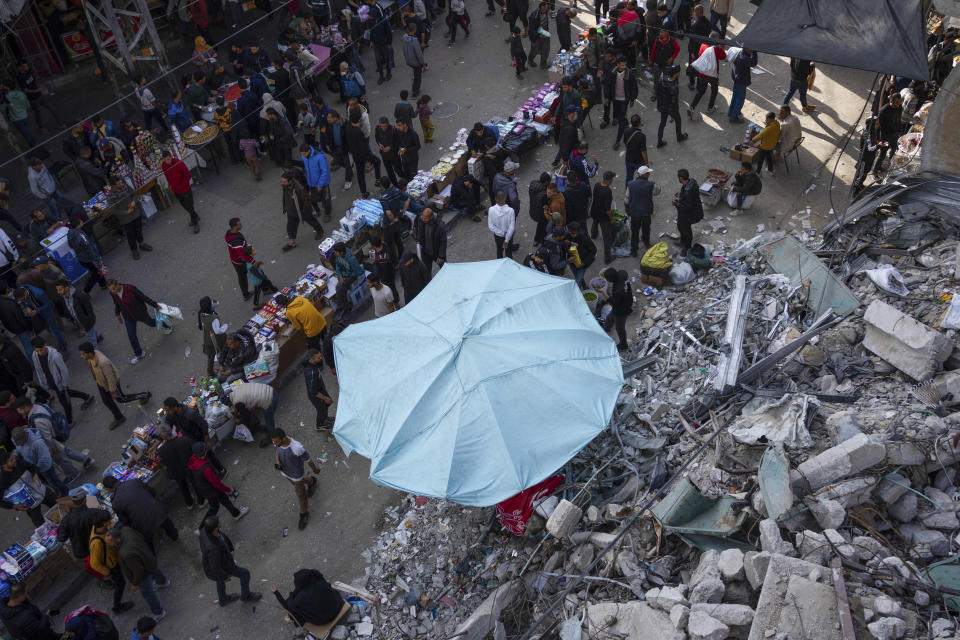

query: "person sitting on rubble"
(271, 569), (345, 627)
(727, 161), (762, 211)
(217, 330), (258, 383)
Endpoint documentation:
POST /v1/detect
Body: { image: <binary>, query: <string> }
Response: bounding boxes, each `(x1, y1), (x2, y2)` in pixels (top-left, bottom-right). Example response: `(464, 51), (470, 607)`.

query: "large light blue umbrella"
(332, 259), (624, 507)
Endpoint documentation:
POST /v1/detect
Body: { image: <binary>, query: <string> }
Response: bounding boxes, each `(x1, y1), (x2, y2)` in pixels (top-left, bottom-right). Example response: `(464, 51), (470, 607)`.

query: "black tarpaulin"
(735, 0), (929, 80)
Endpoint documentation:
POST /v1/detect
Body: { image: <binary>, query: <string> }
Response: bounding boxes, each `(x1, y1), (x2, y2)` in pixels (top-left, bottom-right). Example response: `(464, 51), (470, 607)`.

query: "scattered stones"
(717, 549), (745, 581)
(867, 617), (907, 640)
(688, 610), (730, 640)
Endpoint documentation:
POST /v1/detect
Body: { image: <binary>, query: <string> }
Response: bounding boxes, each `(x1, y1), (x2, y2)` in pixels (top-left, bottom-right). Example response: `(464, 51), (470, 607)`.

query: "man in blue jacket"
(365, 0), (394, 85)
(235, 78), (262, 139)
(299, 144), (332, 222)
(728, 49), (758, 123)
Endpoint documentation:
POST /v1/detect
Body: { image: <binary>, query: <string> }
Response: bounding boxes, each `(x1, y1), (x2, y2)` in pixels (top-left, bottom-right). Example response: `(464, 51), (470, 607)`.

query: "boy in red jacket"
(160, 151), (200, 233)
(189, 442), (249, 528)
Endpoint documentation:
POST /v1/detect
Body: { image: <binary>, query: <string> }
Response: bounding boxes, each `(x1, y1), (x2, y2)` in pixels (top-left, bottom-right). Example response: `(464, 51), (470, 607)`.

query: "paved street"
(0, 0), (878, 636)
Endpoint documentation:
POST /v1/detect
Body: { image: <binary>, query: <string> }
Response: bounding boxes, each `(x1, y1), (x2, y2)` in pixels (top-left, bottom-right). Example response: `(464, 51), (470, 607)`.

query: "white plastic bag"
(233, 423), (254, 443)
(866, 263), (909, 297)
(726, 46), (742, 63)
(691, 46), (719, 77)
(157, 303), (183, 319)
(670, 262), (695, 285)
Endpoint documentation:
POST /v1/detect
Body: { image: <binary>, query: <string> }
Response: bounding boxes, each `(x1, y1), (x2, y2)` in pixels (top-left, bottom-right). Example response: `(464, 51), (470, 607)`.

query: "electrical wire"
(0, 0), (405, 170)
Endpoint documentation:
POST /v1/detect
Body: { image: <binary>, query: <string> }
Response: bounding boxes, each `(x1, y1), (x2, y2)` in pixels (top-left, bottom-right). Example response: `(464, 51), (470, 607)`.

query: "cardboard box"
(728, 146), (759, 163)
(46, 495), (99, 526)
(641, 274), (667, 287)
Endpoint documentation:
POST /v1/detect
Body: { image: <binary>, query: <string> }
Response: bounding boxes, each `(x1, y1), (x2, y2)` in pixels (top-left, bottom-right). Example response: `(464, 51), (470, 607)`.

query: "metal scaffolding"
(82, 0), (171, 77)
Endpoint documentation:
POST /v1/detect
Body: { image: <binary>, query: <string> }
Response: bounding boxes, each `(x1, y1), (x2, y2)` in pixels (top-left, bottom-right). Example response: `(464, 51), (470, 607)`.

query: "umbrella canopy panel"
(333, 259), (624, 506)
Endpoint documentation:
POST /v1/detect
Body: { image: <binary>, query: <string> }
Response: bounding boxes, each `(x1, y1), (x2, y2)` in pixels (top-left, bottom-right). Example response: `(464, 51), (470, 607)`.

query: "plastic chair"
(782, 136), (804, 173)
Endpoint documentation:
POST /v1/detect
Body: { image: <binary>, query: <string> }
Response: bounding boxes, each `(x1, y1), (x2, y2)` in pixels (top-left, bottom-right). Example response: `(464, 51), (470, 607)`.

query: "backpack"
(619, 18), (641, 41)
(29, 403), (70, 442)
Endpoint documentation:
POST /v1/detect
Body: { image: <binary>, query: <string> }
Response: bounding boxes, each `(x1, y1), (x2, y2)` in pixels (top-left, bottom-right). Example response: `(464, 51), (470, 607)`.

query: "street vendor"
(162, 398), (226, 475)
(274, 293), (328, 350)
(218, 330), (258, 383)
(104, 178), (153, 261)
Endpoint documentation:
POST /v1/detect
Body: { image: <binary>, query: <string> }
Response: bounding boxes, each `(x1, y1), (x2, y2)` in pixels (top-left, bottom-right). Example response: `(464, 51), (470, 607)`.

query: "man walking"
(272, 428), (321, 530)
(156, 425), (199, 509)
(488, 191), (516, 260)
(106, 178), (152, 260)
(78, 343), (149, 429)
(302, 350), (334, 432)
(299, 144), (333, 223)
(415, 208), (447, 278)
(688, 43), (726, 118)
(15, 399), (93, 481)
(673, 168), (703, 251)
(160, 151), (200, 234)
(108, 279), (172, 365)
(727, 48), (757, 122)
(88, 515), (135, 615)
(708, 0), (732, 38)
(199, 516), (262, 606)
(873, 94), (903, 178)
(30, 337), (93, 425)
(225, 218), (254, 301)
(603, 57), (637, 149)
(782, 58), (817, 113)
(527, 2), (550, 69)
(105, 527), (169, 621)
(101, 476), (178, 552)
(190, 443), (250, 525)
(56, 283), (101, 347)
(402, 23), (426, 97)
(281, 171), (325, 252)
(656, 65), (687, 148)
(590, 171), (616, 263)
(625, 166), (659, 255)
(15, 60), (61, 132)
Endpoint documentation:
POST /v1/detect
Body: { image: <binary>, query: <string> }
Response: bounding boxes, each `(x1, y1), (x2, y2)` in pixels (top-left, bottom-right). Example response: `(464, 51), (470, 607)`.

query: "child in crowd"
(243, 245), (278, 308)
(297, 103), (317, 147)
(238, 128), (262, 181)
(417, 94), (434, 143)
(510, 26), (527, 78)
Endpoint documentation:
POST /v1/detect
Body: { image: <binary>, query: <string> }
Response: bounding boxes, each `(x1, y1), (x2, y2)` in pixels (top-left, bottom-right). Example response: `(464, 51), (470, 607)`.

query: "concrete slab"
(747, 554), (842, 640)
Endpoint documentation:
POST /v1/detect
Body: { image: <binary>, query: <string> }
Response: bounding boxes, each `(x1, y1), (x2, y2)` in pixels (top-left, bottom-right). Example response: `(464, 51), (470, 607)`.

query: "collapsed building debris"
(336, 173), (960, 640)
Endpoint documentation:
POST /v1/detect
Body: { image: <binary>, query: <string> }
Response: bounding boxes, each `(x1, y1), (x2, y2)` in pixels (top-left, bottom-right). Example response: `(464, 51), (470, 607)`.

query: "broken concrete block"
(862, 299), (953, 381)
(535, 496), (559, 519)
(689, 577), (725, 604)
(901, 525), (950, 558)
(873, 595), (902, 617)
(852, 536), (885, 562)
(804, 495), (846, 529)
(588, 532), (618, 548)
(791, 433), (885, 492)
(570, 544), (595, 572)
(585, 505), (600, 523)
(584, 601), (686, 640)
(687, 611), (730, 640)
(924, 486), (953, 506)
(670, 604), (689, 630)
(884, 442), (927, 466)
(825, 410), (862, 444)
(646, 586), (689, 612)
(813, 476), (877, 508)
(888, 491), (918, 522)
(691, 603), (755, 626)
(922, 510), (960, 530)
(717, 549), (745, 581)
(878, 556), (910, 579)
(795, 530), (830, 566)
(747, 555), (842, 640)
(876, 473), (910, 504)
(616, 551), (643, 581)
(823, 529), (856, 558)
(691, 550), (721, 585)
(331, 627), (348, 640)
(546, 499), (582, 539)
(931, 618), (955, 637)
(867, 617), (907, 640)
(455, 580), (523, 640)
(355, 622), (375, 637)
(743, 552), (771, 591)
(758, 519), (786, 554)
(914, 591), (931, 607)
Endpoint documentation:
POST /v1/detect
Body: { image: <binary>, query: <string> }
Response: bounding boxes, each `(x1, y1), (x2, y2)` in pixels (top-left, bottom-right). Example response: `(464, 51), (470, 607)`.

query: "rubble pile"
(336, 182), (960, 640)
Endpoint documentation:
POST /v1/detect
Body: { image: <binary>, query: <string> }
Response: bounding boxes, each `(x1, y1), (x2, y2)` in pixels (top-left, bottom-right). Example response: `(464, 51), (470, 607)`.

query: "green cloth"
(6, 90), (29, 122)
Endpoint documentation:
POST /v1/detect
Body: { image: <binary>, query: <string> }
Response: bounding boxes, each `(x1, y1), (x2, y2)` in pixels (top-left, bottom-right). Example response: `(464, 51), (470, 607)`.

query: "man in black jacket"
(730, 162), (762, 210)
(157, 427), (200, 509)
(673, 168), (703, 251)
(590, 171), (615, 262)
(656, 65), (687, 148)
(529, 172), (551, 246)
(0, 336), (32, 397)
(302, 350), (334, 431)
(56, 494), (108, 559)
(107, 279), (171, 365)
(162, 398), (226, 474)
(0, 284), (34, 355)
(0, 583), (58, 640)
(56, 284), (101, 348)
(0, 451), (56, 527)
(375, 118), (402, 186)
(415, 208), (447, 279)
(218, 331), (258, 383)
(686, 5), (711, 89)
(603, 267), (633, 351)
(782, 58), (816, 113)
(344, 110), (380, 198)
(199, 516), (262, 606)
(553, 107), (580, 168)
(603, 57), (638, 149)
(395, 118), (421, 182)
(451, 175), (484, 222)
(101, 475), (178, 552)
(873, 94), (903, 179)
(565, 222), (596, 289)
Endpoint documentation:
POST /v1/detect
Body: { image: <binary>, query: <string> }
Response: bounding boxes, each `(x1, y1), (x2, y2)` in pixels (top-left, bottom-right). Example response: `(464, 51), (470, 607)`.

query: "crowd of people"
(0, 0), (945, 635)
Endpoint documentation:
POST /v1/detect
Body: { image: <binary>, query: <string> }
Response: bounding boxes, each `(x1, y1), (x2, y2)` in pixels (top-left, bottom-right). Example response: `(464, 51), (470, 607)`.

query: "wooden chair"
(782, 136), (804, 173)
(300, 601), (352, 640)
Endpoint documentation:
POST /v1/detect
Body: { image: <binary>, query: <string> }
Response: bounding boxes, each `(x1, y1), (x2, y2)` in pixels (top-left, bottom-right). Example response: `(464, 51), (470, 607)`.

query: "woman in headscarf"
(198, 296), (229, 377)
(271, 569), (345, 626)
(601, 267), (633, 351)
(192, 36), (217, 71)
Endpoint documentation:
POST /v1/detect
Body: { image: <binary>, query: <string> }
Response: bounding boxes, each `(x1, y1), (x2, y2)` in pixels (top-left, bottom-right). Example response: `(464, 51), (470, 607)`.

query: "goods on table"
(182, 120), (218, 145)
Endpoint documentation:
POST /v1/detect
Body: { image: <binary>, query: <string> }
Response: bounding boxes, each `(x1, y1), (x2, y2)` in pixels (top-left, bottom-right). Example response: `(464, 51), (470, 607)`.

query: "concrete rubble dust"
(335, 197), (960, 640)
